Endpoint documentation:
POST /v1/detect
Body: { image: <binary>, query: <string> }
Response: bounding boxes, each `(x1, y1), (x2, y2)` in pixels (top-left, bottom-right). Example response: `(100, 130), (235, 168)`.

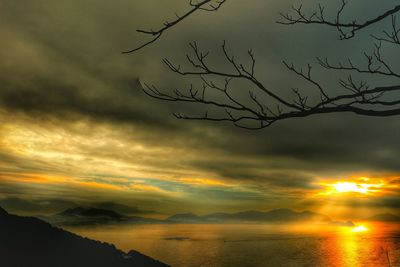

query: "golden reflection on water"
(69, 222), (400, 267)
(319, 222), (398, 267)
(321, 225), (369, 267)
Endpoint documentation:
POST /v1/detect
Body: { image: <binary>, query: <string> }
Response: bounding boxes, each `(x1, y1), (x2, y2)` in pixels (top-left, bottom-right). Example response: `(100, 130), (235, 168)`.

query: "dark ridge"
(202, 209), (331, 223)
(0, 206), (169, 267)
(166, 213), (206, 223)
(0, 206), (8, 215)
(49, 207), (161, 226)
(58, 207), (124, 219)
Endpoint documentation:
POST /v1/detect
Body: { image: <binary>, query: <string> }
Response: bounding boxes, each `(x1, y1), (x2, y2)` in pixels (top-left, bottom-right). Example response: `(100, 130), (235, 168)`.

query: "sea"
(69, 222), (400, 267)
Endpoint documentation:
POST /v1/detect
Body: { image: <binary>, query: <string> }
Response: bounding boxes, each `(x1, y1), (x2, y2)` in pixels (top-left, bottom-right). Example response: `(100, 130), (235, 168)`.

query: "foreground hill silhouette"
(0, 207), (169, 267)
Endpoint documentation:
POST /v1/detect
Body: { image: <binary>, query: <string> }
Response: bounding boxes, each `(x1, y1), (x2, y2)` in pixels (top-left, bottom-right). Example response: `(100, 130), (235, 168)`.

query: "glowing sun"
(333, 182), (371, 194)
(352, 225), (368, 233)
(319, 178), (385, 196)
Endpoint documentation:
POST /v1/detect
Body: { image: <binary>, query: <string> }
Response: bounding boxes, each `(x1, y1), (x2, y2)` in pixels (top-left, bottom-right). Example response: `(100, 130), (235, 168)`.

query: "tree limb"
(123, 0), (226, 53)
(131, 1), (400, 129)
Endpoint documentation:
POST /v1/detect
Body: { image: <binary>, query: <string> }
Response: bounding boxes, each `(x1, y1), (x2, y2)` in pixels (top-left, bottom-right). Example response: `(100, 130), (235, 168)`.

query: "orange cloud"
(177, 177), (227, 187)
(0, 172), (124, 192)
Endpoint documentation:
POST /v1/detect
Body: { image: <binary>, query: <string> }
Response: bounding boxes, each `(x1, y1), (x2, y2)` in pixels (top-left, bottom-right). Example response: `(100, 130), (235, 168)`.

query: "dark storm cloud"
(0, 0), (189, 132)
(253, 118), (400, 172)
(188, 158), (316, 189)
(378, 196), (400, 209)
(0, 76), (173, 128)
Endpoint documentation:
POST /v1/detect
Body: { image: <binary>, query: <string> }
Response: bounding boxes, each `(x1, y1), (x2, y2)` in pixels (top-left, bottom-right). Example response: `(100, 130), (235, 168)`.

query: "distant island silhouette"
(0, 206), (169, 267)
(45, 207), (161, 226)
(167, 209), (331, 224)
(38, 206), (400, 227)
(41, 207), (333, 226)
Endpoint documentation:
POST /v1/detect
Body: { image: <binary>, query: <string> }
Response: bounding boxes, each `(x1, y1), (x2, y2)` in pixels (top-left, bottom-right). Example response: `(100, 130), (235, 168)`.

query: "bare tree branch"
(140, 39), (400, 129)
(278, 1), (400, 39)
(123, 0), (226, 53)
(131, 1), (400, 129)
(372, 15), (400, 45)
(317, 43), (400, 78)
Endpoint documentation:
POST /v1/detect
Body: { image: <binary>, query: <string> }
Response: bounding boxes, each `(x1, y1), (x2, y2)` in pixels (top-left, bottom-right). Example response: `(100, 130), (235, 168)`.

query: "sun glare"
(319, 178), (385, 196)
(351, 225), (368, 233)
(333, 182), (370, 194)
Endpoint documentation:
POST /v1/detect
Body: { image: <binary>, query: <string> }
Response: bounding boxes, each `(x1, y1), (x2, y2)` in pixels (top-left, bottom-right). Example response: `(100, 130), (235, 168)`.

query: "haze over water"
(71, 222), (400, 267)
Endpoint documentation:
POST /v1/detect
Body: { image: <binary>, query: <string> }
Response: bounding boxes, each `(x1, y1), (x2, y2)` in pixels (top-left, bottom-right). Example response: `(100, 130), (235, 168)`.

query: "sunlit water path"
(69, 223), (400, 267)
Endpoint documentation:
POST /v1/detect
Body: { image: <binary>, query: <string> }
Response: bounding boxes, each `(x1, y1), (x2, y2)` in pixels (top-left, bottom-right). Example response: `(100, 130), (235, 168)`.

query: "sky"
(0, 0), (399, 219)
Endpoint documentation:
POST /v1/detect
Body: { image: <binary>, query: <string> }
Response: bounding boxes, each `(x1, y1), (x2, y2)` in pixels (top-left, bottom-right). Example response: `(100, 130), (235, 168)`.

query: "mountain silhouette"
(203, 209), (331, 223)
(0, 207), (169, 267)
(94, 202), (153, 215)
(166, 213), (208, 223)
(47, 207), (334, 226)
(46, 207), (161, 226)
(58, 207), (125, 219)
(162, 209), (331, 224)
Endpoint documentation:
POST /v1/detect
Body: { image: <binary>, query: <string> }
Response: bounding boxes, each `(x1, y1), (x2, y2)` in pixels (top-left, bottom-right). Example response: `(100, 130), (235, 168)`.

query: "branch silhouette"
(132, 1), (400, 129)
(278, 1), (400, 39)
(123, 0), (226, 53)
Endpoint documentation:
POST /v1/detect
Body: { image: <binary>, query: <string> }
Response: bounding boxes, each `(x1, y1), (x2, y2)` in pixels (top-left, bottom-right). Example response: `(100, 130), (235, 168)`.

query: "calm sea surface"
(69, 223), (400, 267)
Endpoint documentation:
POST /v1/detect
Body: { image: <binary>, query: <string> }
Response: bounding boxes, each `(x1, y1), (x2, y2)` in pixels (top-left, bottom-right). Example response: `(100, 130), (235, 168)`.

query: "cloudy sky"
(0, 0), (399, 219)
